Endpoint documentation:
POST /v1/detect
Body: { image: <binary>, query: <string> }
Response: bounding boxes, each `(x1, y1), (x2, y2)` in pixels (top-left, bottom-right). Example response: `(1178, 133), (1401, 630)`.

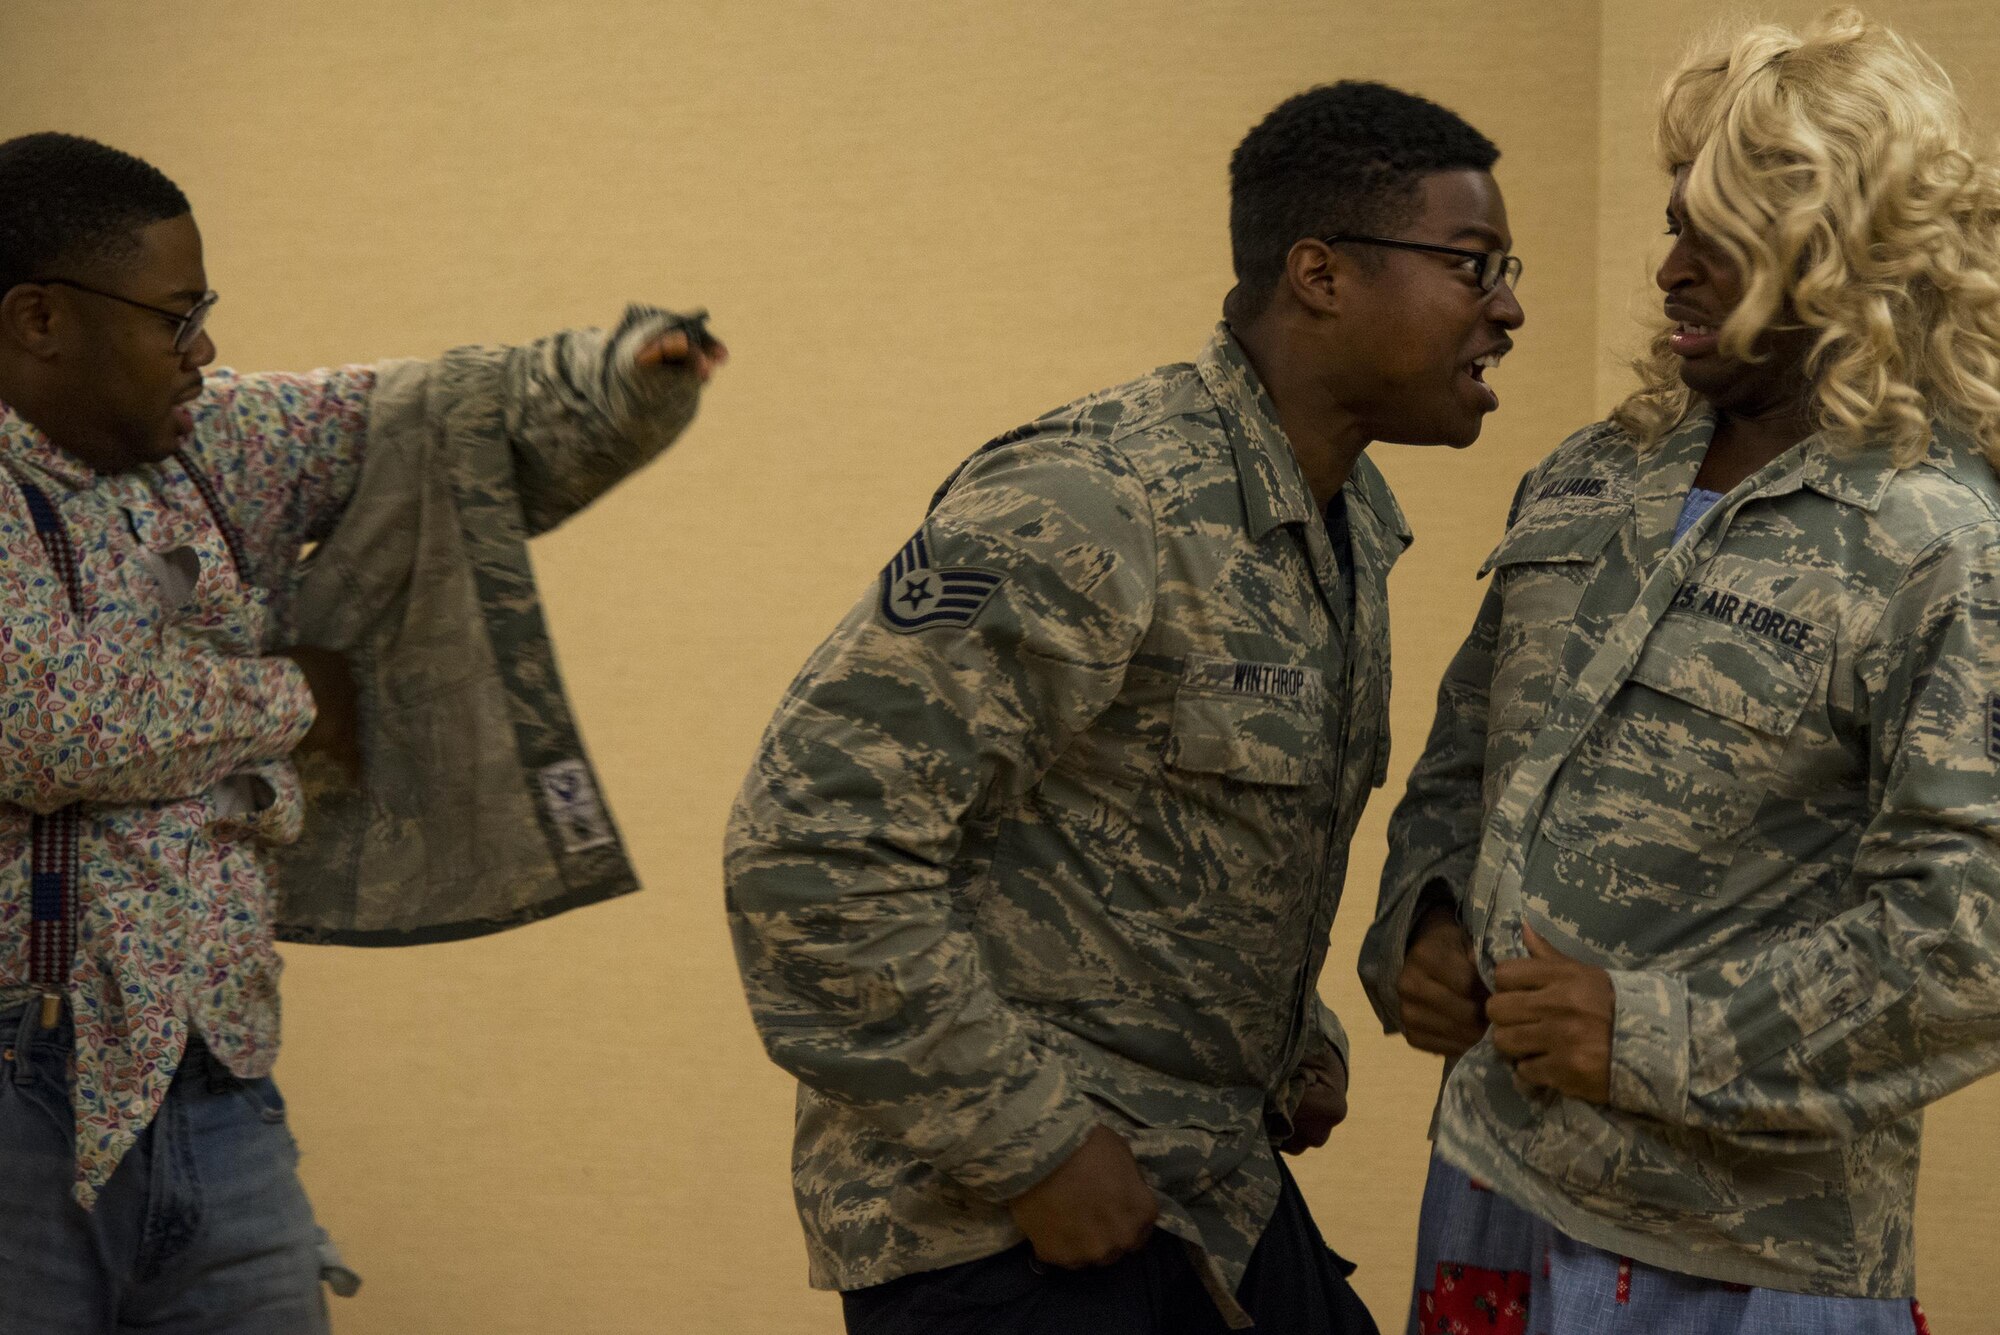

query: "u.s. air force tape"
(879, 528), (1003, 633)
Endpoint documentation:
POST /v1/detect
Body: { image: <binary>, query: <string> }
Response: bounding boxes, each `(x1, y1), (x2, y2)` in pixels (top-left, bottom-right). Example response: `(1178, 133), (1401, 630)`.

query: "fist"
(1396, 905), (1490, 1058)
(1280, 1058), (1348, 1155)
(278, 645), (361, 784)
(635, 325), (728, 383)
(1006, 1125), (1159, 1269)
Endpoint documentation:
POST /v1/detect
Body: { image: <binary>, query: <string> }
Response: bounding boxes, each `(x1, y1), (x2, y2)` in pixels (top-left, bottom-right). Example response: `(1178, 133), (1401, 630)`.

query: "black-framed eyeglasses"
(30, 277), (219, 354)
(1322, 235), (1523, 295)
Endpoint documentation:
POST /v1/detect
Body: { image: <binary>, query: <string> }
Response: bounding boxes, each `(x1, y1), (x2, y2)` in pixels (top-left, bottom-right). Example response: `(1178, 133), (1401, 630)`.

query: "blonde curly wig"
(1611, 8), (2000, 468)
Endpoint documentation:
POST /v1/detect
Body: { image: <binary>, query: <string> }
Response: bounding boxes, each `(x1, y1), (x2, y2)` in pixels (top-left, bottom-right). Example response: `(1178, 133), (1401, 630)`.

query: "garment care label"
(537, 759), (616, 853)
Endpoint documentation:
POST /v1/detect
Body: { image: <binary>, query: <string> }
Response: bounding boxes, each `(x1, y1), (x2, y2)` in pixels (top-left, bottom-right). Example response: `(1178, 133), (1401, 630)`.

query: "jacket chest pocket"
(1107, 658), (1332, 930)
(1481, 506), (1625, 736)
(1164, 657), (1328, 787)
(1542, 609), (1827, 891)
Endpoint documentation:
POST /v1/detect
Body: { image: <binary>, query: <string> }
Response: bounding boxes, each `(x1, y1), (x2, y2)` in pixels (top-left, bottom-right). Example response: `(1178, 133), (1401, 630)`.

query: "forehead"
(1406, 168), (1510, 245)
(107, 213), (207, 300)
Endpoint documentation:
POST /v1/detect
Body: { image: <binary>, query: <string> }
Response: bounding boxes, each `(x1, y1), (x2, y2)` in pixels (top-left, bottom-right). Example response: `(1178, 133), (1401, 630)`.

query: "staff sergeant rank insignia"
(1988, 692), (2000, 763)
(879, 528), (1004, 634)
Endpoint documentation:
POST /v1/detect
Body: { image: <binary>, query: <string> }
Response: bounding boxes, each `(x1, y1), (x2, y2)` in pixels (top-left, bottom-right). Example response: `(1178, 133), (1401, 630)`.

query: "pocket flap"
(1166, 660), (1325, 786)
(1630, 610), (1824, 735)
(1478, 508), (1625, 577)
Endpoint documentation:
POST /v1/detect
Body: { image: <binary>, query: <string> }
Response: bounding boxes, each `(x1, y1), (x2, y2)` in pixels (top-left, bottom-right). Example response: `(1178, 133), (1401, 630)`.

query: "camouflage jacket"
(1362, 409), (2000, 1295)
(726, 327), (1408, 1318)
(275, 305), (709, 942)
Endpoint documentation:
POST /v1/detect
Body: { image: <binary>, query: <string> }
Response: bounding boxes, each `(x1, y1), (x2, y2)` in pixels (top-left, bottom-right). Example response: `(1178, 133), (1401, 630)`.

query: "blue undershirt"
(1673, 485), (1728, 543)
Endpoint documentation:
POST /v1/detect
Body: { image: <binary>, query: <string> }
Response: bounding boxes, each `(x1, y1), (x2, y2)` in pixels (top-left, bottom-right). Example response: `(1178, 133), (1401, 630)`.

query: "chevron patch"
(878, 528), (1003, 633)
(1988, 694), (2000, 763)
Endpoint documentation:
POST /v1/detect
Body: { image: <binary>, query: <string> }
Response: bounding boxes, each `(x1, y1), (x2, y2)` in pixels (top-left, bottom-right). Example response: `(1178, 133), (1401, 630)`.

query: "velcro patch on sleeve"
(878, 528), (1004, 634)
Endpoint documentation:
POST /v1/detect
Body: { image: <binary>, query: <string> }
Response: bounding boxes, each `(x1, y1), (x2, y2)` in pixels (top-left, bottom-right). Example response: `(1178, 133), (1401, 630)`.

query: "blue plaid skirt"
(1405, 1154), (1928, 1335)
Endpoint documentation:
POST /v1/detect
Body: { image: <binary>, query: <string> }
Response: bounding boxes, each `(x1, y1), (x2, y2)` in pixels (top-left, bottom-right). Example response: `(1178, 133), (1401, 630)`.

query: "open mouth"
(1464, 350), (1505, 410)
(1668, 321), (1721, 359)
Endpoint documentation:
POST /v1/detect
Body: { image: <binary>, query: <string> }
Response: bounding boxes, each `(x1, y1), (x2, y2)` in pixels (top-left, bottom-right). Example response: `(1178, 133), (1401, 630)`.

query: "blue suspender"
(1, 462), (86, 1029)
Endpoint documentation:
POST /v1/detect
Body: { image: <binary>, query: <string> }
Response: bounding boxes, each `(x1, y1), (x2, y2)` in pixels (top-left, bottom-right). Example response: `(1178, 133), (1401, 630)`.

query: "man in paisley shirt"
(0, 132), (723, 1332)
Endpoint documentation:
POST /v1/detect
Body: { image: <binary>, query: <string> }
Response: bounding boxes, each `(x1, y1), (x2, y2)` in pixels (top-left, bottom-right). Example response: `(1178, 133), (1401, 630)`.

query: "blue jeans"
(0, 1004), (332, 1335)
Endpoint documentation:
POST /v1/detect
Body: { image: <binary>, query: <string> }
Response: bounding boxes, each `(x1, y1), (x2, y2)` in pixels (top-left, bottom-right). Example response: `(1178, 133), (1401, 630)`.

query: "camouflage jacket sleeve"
(1607, 522), (2000, 1138)
(725, 433), (1156, 1203)
(501, 305), (708, 536)
(1311, 996), (1350, 1075)
(1269, 997), (1351, 1129)
(1359, 576), (1501, 1033)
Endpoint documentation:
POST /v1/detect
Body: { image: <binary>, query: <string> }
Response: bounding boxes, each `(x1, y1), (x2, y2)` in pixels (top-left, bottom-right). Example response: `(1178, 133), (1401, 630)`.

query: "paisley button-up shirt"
(0, 365), (372, 1204)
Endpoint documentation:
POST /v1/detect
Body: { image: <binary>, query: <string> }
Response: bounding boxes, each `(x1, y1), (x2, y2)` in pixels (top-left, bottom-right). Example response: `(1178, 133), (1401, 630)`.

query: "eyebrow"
(1448, 225), (1507, 246)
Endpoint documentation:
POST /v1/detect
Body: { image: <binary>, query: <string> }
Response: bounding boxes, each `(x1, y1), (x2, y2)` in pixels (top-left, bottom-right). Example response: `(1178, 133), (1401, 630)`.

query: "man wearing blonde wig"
(1362, 9), (2000, 1331)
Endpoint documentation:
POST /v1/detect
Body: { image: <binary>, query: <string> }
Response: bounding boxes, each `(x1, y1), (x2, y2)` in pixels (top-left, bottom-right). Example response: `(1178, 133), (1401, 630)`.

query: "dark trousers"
(842, 1159), (1380, 1335)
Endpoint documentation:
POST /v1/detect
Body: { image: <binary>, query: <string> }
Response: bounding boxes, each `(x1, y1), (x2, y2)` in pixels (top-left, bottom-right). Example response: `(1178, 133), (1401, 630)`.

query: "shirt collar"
(1794, 428), (1942, 511)
(0, 401), (98, 490)
(1644, 405), (1919, 515)
(1347, 449), (1414, 551)
(1196, 323), (1312, 541)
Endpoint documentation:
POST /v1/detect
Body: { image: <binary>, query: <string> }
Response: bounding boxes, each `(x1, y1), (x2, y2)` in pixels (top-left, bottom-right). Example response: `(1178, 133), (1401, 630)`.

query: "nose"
(1656, 234), (1698, 293)
(184, 328), (217, 371)
(1487, 277), (1525, 330)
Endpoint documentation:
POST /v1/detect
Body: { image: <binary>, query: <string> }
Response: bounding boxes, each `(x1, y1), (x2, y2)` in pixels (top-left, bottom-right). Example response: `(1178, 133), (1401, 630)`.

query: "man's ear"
(0, 284), (62, 358)
(1283, 238), (1345, 319)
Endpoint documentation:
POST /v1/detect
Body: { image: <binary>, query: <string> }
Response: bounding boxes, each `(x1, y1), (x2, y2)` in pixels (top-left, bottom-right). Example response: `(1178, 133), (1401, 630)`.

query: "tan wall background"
(3, 2), (1995, 1330)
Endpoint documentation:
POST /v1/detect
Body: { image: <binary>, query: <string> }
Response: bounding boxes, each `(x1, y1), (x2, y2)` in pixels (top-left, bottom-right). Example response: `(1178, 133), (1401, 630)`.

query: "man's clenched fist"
(1396, 904), (1490, 1058)
(1007, 1125), (1159, 1269)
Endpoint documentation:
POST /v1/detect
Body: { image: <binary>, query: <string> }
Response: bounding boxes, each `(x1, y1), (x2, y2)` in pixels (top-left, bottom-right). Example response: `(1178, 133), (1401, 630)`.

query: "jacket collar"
(1193, 323), (1414, 547)
(1632, 406), (1924, 576)
(1794, 432), (1918, 511)
(1195, 324), (1318, 542)
(1346, 450), (1414, 552)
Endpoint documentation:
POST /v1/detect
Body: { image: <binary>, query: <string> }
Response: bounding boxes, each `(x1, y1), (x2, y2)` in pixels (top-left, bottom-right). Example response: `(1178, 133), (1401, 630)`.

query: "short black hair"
(0, 133), (189, 295)
(1228, 82), (1498, 317)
